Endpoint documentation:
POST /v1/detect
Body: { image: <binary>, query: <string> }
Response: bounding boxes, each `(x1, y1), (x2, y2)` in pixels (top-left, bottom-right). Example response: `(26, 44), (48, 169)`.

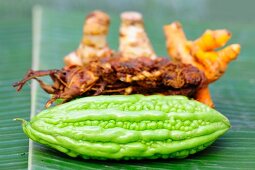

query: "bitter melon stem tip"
(13, 118), (26, 124)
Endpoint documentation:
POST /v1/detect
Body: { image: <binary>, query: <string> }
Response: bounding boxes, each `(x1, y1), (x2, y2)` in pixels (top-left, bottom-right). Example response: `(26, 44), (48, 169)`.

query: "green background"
(0, 0), (255, 169)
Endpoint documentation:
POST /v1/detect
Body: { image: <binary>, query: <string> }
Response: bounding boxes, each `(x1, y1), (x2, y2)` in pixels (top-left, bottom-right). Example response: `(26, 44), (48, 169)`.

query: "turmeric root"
(194, 86), (214, 108)
(164, 22), (240, 83)
(64, 10), (112, 66)
(164, 22), (241, 107)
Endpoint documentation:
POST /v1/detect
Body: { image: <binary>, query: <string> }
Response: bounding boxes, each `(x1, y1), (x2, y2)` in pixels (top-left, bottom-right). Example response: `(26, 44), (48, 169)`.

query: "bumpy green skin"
(21, 95), (230, 160)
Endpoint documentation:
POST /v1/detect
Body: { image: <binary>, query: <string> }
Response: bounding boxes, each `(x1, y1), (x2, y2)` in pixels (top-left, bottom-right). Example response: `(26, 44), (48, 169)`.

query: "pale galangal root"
(119, 12), (156, 59)
(64, 10), (112, 66)
(164, 22), (241, 107)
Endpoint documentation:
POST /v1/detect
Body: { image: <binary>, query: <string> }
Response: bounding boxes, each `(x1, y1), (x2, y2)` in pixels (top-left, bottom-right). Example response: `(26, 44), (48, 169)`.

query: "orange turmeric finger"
(194, 44), (240, 83)
(164, 22), (194, 63)
(194, 29), (231, 51)
(194, 86), (214, 108)
(218, 44), (241, 64)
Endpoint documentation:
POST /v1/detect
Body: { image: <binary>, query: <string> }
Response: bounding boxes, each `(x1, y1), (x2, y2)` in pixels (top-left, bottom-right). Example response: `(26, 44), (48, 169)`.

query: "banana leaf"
(28, 5), (255, 170)
(1, 0), (255, 169)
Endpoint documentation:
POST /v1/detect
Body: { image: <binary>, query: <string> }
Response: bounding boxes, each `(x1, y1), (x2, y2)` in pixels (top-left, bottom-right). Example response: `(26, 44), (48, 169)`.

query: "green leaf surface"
(1, 0), (255, 169)
(0, 2), (32, 170)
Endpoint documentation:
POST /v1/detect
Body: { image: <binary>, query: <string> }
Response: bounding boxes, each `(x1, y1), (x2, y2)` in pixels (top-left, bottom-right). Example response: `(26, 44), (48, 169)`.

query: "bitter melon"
(18, 95), (230, 160)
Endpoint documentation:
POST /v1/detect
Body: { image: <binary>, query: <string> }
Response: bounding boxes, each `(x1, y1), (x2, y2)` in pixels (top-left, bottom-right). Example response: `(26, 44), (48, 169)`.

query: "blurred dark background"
(0, 0), (255, 169)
